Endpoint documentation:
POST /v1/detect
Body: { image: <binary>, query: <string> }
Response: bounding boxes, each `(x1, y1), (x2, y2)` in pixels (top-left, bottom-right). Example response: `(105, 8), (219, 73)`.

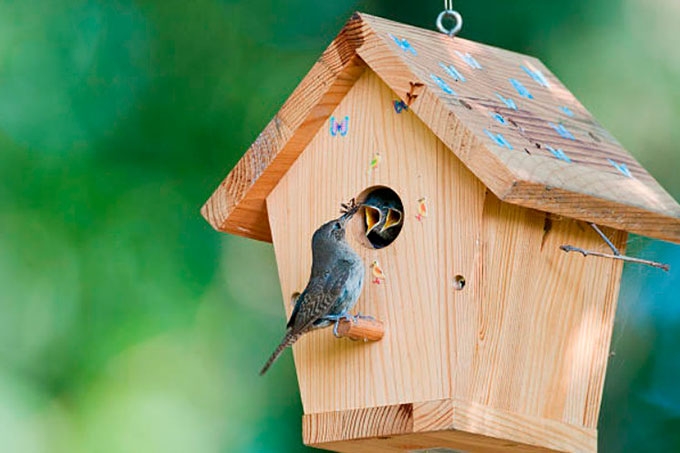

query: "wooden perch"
(336, 317), (384, 342)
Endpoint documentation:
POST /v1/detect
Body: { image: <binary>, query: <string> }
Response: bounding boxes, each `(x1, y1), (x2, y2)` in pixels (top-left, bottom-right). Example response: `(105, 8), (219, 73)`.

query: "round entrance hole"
(352, 186), (404, 249)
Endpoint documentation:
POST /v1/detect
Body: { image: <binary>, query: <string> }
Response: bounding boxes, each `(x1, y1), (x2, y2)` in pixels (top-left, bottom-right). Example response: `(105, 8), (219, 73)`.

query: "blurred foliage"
(0, 0), (678, 452)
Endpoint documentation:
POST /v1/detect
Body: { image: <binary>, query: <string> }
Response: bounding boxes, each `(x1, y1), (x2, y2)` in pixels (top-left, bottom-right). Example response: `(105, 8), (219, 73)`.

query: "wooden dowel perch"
(336, 317), (384, 342)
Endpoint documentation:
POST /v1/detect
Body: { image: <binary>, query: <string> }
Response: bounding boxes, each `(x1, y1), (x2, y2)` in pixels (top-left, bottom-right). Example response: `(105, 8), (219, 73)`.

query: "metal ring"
(436, 9), (463, 38)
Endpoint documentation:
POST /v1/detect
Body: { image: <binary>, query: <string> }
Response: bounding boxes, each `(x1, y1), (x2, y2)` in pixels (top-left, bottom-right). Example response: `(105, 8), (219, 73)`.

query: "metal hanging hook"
(437, 1), (463, 38)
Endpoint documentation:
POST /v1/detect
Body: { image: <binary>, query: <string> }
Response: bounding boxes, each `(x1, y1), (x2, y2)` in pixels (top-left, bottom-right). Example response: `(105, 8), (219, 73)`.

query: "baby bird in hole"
(362, 189), (404, 249)
(260, 200), (365, 375)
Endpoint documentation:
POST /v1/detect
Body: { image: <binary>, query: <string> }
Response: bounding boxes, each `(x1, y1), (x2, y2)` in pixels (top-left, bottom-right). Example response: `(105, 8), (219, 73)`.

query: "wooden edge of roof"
(202, 12), (680, 244)
(201, 13), (368, 242)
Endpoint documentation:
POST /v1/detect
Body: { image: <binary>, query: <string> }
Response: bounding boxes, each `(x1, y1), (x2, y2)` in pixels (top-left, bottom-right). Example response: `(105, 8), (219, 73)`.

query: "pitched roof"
(202, 12), (680, 243)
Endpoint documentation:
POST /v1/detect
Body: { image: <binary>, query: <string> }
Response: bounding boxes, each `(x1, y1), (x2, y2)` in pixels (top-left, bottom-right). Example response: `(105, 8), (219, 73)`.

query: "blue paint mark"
(521, 65), (550, 88)
(455, 51), (482, 69)
(330, 116), (349, 137)
(389, 34), (417, 55)
(438, 62), (466, 82)
(490, 112), (507, 125)
(393, 100), (408, 113)
(510, 79), (533, 99)
(430, 74), (456, 95)
(546, 146), (572, 163)
(559, 106), (575, 117)
(608, 159), (633, 178)
(484, 129), (513, 150)
(549, 122), (576, 140)
(496, 93), (518, 110)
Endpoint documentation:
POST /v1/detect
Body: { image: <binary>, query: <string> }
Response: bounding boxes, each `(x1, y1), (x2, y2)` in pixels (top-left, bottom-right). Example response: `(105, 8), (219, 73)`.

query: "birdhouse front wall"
(266, 68), (626, 451)
(267, 68), (457, 411)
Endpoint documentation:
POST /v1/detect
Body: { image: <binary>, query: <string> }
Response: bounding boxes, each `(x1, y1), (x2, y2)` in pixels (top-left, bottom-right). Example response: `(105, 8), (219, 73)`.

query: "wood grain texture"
(302, 403), (414, 445)
(304, 398), (597, 452)
(203, 12), (680, 243)
(312, 433), (554, 453)
(266, 70), (624, 451)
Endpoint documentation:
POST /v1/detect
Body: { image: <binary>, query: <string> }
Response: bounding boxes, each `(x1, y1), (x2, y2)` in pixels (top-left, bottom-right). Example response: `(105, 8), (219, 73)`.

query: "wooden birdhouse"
(202, 13), (680, 453)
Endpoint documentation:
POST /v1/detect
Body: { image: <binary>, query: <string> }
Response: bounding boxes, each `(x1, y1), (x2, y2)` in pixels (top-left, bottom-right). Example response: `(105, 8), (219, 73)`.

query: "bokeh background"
(1, 0), (679, 451)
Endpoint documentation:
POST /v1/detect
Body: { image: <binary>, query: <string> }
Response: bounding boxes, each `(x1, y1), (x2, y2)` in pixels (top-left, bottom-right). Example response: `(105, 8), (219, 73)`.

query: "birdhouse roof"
(202, 12), (680, 244)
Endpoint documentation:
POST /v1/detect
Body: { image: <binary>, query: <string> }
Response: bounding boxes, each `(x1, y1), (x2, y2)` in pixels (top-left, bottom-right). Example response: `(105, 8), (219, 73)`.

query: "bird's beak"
(380, 208), (403, 233)
(338, 213), (350, 227)
(364, 205), (383, 236)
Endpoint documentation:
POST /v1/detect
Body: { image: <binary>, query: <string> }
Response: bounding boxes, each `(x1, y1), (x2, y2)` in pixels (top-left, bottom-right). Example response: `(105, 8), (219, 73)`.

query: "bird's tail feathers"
(259, 331), (300, 375)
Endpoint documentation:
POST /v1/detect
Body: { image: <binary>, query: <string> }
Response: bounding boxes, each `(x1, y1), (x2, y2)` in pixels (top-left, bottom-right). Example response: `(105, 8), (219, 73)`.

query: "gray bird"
(259, 204), (365, 375)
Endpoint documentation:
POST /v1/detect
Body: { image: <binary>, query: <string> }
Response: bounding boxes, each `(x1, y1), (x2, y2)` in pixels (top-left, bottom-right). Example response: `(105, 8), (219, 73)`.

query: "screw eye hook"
(436, 5), (463, 38)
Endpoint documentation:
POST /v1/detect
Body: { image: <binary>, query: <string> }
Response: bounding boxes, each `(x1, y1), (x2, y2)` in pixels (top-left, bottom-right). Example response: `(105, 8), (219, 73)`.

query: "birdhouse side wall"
(471, 193), (626, 429)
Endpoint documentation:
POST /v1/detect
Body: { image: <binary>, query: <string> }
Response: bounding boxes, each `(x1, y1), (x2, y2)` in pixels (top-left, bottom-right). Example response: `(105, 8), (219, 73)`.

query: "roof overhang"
(202, 12), (680, 244)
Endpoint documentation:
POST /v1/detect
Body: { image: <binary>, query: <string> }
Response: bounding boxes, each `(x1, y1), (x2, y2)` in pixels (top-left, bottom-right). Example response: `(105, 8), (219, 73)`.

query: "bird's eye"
(333, 222), (341, 230)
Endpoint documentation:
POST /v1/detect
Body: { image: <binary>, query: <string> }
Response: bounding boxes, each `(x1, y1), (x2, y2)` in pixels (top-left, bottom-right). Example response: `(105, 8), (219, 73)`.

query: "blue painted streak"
(484, 129), (513, 150)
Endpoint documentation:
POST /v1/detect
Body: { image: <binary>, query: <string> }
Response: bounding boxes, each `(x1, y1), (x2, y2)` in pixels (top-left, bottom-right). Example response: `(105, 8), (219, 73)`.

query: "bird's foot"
(324, 312), (357, 338)
(354, 312), (376, 322)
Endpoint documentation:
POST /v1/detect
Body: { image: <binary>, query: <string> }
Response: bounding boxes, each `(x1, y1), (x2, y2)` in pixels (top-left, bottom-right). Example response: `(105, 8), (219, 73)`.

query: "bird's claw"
(327, 312), (376, 338)
(354, 312), (376, 322)
(326, 312), (357, 338)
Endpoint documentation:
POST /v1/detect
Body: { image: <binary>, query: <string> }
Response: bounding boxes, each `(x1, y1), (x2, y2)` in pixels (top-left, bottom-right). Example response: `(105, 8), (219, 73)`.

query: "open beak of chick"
(364, 204), (404, 236)
(364, 204), (383, 236)
(380, 208), (403, 233)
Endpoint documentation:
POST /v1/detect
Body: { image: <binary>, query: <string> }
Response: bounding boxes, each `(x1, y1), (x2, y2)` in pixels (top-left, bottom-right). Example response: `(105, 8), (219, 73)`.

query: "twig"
(589, 223), (621, 256)
(560, 245), (670, 272)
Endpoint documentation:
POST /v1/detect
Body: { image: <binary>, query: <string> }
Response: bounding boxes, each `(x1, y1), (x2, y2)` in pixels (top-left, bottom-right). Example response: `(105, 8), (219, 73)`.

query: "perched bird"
(260, 202), (365, 375)
(362, 189), (404, 249)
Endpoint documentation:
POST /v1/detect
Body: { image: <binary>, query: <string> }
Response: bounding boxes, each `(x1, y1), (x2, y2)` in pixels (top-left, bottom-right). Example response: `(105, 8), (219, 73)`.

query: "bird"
(260, 201), (365, 375)
(362, 189), (404, 249)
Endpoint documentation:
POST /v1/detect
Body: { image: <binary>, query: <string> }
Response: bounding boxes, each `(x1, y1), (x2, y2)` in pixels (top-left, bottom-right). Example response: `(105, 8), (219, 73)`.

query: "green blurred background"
(1, 0), (679, 451)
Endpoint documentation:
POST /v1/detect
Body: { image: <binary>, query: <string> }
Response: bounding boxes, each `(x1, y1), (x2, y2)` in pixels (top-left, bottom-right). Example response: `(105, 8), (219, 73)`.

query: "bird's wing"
(287, 291), (304, 330)
(288, 259), (354, 335)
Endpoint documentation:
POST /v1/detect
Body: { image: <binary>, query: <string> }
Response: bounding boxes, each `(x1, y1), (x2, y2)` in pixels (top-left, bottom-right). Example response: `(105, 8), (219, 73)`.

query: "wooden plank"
(302, 403), (414, 445)
(470, 197), (626, 429)
(200, 14), (368, 241)
(304, 398), (597, 452)
(311, 432), (555, 453)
